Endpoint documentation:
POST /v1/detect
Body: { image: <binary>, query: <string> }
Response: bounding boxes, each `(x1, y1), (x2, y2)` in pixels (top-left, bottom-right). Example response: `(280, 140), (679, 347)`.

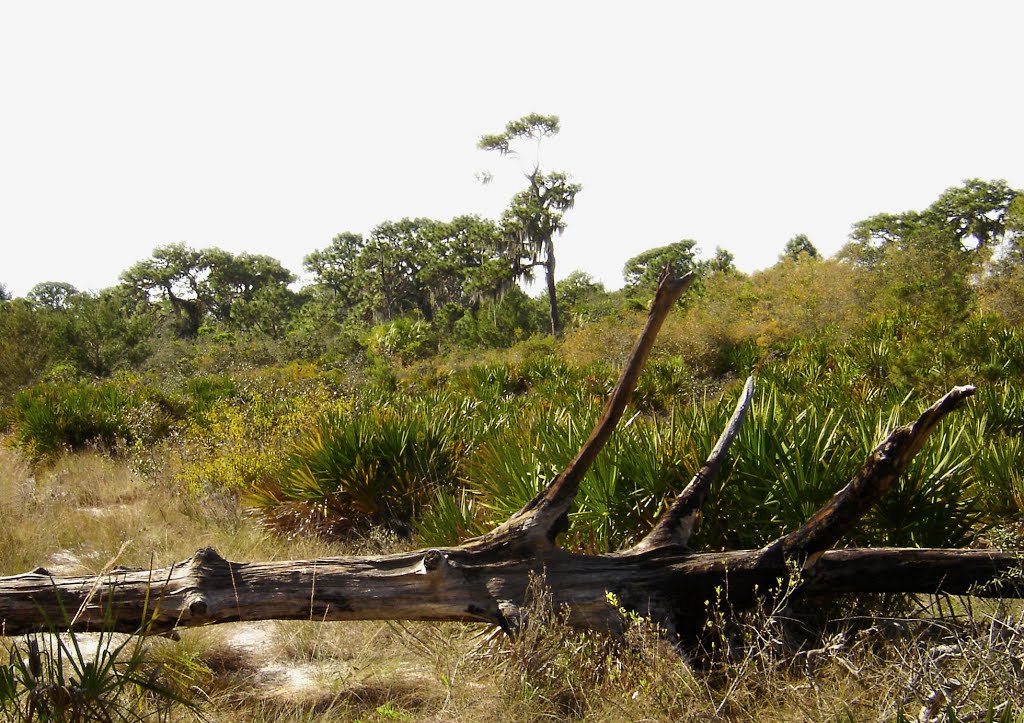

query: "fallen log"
(2, 268), (1021, 642)
(1, 544), (1020, 639)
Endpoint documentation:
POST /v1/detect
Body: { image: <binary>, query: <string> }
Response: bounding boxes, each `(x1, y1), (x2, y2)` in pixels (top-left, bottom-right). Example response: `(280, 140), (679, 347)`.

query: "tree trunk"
(544, 245), (560, 337)
(1, 546), (1018, 638)
(2, 267), (1020, 642)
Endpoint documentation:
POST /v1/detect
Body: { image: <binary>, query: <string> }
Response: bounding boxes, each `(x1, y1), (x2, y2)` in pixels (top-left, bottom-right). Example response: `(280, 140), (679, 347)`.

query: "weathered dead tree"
(2, 269), (1022, 642)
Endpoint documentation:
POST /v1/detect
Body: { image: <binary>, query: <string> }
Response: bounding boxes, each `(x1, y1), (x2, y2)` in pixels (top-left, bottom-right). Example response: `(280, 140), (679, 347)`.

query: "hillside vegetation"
(2, 176), (1024, 720)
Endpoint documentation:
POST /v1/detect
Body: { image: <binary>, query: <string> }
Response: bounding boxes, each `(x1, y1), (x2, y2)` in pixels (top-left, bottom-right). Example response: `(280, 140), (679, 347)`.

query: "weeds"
(0, 543), (203, 722)
(0, 629), (198, 722)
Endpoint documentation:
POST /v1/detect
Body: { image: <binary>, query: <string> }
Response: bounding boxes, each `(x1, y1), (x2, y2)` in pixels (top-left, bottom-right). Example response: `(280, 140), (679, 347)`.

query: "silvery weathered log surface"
(2, 545), (1019, 637)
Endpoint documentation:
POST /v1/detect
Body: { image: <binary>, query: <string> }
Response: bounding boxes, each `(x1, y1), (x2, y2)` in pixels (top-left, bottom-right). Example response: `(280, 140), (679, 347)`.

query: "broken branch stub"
(632, 375), (755, 552)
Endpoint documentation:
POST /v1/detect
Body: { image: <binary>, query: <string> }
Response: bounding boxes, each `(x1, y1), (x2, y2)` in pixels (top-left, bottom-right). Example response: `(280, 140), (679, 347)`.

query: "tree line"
(0, 113), (1021, 401)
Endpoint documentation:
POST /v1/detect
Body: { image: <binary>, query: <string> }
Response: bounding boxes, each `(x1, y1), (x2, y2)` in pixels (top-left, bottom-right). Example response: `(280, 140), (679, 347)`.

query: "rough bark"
(1, 547), (1019, 638)
(2, 266), (1021, 642)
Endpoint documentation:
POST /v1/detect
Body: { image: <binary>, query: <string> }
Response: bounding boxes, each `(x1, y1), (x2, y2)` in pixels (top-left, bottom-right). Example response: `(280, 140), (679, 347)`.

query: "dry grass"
(3, 446), (1024, 722)
(0, 443), (361, 578)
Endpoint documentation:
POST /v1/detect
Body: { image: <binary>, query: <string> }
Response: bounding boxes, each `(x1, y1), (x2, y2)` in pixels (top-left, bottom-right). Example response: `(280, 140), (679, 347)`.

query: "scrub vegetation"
(2, 124), (1024, 719)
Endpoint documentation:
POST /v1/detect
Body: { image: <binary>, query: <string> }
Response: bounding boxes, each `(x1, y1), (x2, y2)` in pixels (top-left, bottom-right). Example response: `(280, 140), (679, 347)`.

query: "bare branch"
(632, 376), (756, 552)
(467, 267), (695, 551)
(770, 385), (976, 560)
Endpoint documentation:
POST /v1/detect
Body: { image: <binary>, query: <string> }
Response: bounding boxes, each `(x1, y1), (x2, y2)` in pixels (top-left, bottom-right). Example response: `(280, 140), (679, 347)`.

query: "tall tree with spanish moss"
(479, 114), (581, 336)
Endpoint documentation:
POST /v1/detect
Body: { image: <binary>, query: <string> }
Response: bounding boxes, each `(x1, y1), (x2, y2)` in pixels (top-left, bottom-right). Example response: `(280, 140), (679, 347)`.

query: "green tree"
(703, 246), (737, 275)
(27, 281), (80, 310)
(0, 300), (55, 400)
(226, 284), (303, 339)
(0, 282), (12, 302)
(556, 271), (611, 329)
(923, 178), (1018, 252)
(846, 179), (1019, 268)
(479, 113), (581, 336)
(780, 234), (819, 261)
(120, 243), (207, 337)
(308, 216), (502, 327)
(841, 179), (1020, 326)
(55, 288), (157, 376)
(452, 285), (545, 348)
(462, 259), (517, 310)
(623, 240), (700, 290)
(417, 215), (502, 315)
(303, 231), (366, 316)
(120, 243), (296, 336)
(359, 217), (461, 323)
(202, 250), (296, 326)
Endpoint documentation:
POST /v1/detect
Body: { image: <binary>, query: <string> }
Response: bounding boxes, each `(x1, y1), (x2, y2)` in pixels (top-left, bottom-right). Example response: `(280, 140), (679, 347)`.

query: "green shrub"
(254, 403), (466, 536)
(175, 365), (342, 496)
(367, 317), (438, 364)
(414, 487), (488, 547)
(183, 374), (237, 418)
(6, 380), (175, 459)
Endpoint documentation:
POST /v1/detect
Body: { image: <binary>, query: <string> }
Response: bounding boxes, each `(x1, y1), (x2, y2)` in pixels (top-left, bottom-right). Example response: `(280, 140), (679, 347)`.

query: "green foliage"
(183, 374), (237, 417)
(414, 487), (487, 547)
(26, 281), (80, 310)
(780, 233), (819, 261)
(555, 271), (613, 330)
(867, 412), (982, 547)
(4, 175), (1023, 563)
(480, 114), (581, 336)
(304, 216), (503, 331)
(925, 178), (1018, 251)
(367, 317), (438, 364)
(255, 400), (467, 536)
(6, 379), (175, 459)
(849, 179), (1018, 259)
(0, 630), (198, 722)
(477, 113), (561, 155)
(703, 246), (737, 275)
(498, 169), (581, 335)
(623, 240), (699, 291)
(451, 287), (546, 349)
(54, 288), (158, 377)
(120, 242), (296, 338)
(0, 299), (56, 402)
(842, 179), (1021, 329)
(175, 364), (340, 497)
(303, 231), (366, 314)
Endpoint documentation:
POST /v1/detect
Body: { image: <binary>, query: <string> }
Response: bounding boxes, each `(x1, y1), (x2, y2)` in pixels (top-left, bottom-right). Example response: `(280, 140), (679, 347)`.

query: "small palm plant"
(1, 553), (203, 723)
(0, 628), (199, 722)
(252, 398), (469, 537)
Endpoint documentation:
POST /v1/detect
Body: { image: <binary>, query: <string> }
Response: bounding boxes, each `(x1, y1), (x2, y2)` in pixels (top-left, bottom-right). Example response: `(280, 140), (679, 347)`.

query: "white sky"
(2, 2), (1022, 298)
